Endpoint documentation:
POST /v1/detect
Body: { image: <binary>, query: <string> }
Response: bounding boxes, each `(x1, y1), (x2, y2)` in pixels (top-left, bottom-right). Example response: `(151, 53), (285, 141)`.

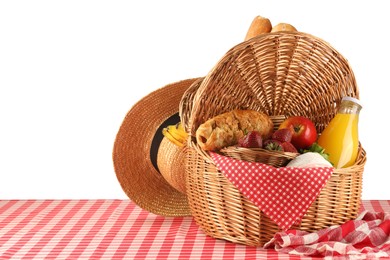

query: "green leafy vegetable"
(301, 143), (332, 165)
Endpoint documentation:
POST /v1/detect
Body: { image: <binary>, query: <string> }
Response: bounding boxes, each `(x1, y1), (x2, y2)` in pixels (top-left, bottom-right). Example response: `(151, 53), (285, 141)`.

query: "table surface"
(0, 200), (389, 260)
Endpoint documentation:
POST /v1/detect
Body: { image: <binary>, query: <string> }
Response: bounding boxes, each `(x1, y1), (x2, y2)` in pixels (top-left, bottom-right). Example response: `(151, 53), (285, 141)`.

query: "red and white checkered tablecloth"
(0, 200), (389, 259)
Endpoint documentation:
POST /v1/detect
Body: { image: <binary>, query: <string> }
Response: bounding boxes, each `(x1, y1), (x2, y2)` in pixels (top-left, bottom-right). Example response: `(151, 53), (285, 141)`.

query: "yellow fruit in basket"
(271, 23), (297, 32)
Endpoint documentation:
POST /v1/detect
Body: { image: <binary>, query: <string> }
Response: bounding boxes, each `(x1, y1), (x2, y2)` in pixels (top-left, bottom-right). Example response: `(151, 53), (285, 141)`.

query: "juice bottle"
(317, 97), (362, 168)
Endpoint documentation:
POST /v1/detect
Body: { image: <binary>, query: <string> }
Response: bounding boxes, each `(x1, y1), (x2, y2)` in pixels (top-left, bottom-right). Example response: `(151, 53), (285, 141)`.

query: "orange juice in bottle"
(317, 97), (362, 168)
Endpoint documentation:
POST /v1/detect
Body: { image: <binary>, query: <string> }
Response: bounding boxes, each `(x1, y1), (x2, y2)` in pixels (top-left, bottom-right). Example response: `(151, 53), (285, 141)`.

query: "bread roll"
(245, 16), (272, 41)
(196, 109), (273, 151)
(271, 23), (297, 32)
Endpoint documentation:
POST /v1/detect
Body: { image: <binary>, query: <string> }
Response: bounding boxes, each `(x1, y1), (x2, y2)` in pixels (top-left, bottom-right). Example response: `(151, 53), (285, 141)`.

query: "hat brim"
(113, 78), (199, 216)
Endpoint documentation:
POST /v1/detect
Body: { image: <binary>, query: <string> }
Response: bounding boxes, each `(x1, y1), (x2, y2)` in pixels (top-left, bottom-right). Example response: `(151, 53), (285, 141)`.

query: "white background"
(0, 1), (388, 199)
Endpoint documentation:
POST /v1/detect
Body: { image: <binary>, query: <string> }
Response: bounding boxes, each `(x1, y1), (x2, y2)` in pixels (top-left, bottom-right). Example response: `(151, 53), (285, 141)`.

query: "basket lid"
(189, 31), (359, 136)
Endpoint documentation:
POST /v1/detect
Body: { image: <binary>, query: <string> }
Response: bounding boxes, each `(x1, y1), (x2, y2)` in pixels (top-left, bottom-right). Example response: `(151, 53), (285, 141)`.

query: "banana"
(162, 122), (188, 147)
(176, 122), (186, 134)
(171, 123), (188, 141)
(162, 128), (184, 147)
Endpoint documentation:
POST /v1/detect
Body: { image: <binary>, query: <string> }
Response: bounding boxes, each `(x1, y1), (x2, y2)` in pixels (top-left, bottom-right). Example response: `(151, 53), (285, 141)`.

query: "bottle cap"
(342, 96), (362, 107)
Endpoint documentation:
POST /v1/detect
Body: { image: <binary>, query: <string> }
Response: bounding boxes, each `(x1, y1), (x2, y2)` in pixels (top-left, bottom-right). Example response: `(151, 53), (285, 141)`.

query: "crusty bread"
(271, 23), (297, 32)
(196, 109), (273, 151)
(244, 15), (272, 41)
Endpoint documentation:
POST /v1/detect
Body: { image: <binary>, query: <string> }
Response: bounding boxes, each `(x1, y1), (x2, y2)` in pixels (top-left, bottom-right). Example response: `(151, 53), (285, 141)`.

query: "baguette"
(244, 16), (272, 41)
(196, 109), (273, 151)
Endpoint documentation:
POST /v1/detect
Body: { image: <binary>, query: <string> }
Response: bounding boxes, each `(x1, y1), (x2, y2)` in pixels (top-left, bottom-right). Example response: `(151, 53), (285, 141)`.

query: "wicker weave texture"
(183, 32), (366, 246)
(186, 144), (365, 246)
(179, 77), (204, 133)
(189, 32), (358, 136)
(158, 137), (187, 194)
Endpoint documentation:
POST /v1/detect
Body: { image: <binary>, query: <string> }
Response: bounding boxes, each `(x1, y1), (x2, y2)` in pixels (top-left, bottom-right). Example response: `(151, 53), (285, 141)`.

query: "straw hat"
(157, 137), (187, 194)
(113, 78), (200, 216)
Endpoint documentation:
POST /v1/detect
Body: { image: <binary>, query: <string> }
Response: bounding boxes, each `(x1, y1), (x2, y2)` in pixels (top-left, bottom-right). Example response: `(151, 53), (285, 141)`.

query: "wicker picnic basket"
(181, 31), (367, 246)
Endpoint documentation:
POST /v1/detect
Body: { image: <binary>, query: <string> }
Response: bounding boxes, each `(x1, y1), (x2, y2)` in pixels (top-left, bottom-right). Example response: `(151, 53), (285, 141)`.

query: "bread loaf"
(244, 16), (272, 41)
(271, 23), (297, 32)
(196, 109), (273, 151)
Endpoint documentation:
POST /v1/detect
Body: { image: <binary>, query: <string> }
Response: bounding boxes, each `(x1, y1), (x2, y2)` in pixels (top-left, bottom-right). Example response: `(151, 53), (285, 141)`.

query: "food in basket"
(238, 131), (263, 148)
(237, 129), (298, 153)
(279, 116), (317, 150)
(280, 141), (298, 153)
(162, 122), (188, 147)
(317, 97), (362, 168)
(263, 139), (283, 151)
(244, 15), (272, 41)
(265, 128), (298, 153)
(271, 23), (297, 32)
(184, 17), (366, 247)
(196, 109), (273, 151)
(271, 128), (293, 143)
(302, 143), (331, 163)
(286, 152), (333, 168)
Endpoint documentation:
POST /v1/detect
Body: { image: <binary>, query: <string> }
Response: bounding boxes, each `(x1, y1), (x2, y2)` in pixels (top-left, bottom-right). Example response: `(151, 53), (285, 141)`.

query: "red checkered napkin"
(264, 211), (390, 258)
(210, 152), (333, 231)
